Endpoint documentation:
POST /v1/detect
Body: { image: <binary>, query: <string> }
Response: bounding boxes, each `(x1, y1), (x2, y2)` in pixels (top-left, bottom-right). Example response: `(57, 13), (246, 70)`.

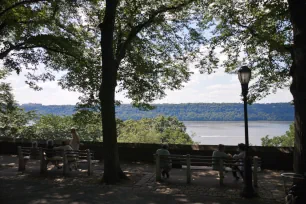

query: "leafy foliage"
(118, 115), (194, 144)
(25, 114), (74, 140)
(261, 122), (294, 147)
(20, 111), (102, 141)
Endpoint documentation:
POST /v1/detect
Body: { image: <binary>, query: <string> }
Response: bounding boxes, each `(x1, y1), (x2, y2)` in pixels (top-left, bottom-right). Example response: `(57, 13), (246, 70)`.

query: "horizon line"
(19, 102), (292, 106)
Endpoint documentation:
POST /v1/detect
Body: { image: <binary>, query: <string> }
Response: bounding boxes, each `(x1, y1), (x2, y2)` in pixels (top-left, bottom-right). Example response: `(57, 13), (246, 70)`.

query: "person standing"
(70, 127), (80, 150)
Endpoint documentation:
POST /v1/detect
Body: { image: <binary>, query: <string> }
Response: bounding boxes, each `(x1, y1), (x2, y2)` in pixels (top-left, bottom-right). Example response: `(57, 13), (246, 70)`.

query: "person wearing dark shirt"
(156, 144), (172, 178)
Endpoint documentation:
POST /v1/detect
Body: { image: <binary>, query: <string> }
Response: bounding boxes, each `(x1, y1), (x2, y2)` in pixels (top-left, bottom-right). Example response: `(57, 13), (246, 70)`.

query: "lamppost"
(238, 66), (255, 198)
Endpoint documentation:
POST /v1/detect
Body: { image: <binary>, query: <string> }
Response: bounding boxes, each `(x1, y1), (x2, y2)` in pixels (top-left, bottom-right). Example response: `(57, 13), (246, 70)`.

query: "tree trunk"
(288, 0), (306, 175)
(99, 0), (127, 184)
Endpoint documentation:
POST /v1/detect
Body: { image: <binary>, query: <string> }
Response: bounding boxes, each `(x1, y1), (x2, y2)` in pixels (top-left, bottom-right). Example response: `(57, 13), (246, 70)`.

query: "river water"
(183, 121), (292, 146)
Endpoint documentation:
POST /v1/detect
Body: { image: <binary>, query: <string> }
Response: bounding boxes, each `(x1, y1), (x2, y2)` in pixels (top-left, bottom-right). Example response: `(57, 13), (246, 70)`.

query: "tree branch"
(233, 20), (292, 54)
(115, 0), (195, 63)
(0, 42), (25, 59)
(0, 37), (79, 60)
(0, 0), (50, 18)
(17, 45), (79, 59)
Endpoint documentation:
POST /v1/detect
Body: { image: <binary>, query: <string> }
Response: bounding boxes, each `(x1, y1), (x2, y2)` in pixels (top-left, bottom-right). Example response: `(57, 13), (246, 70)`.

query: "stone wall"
(0, 141), (293, 170)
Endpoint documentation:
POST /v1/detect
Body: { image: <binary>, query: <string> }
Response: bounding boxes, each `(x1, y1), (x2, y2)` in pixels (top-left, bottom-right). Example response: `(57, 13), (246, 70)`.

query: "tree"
(198, 0), (306, 175)
(261, 122), (294, 147)
(56, 0), (208, 183)
(287, 0), (306, 177)
(0, 71), (36, 141)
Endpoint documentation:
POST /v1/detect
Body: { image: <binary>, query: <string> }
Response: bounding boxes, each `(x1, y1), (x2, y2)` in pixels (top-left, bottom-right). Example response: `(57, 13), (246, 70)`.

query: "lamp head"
(238, 66), (251, 85)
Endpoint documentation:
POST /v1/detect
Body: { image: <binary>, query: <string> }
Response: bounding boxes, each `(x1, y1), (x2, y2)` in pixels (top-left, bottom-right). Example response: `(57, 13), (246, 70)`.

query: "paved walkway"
(0, 155), (286, 204)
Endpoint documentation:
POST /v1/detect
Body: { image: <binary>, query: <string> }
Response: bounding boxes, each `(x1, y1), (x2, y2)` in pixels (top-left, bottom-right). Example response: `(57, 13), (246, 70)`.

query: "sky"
(4, 66), (293, 105)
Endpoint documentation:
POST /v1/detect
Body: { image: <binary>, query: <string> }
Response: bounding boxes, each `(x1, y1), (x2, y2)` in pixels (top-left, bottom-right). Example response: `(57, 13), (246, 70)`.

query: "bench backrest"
(155, 154), (261, 167)
(18, 146), (40, 156)
(42, 148), (67, 158)
(64, 149), (94, 160)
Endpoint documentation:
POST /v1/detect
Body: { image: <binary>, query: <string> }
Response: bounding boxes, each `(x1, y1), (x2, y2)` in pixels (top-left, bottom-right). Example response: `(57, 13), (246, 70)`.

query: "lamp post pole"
(241, 84), (255, 197)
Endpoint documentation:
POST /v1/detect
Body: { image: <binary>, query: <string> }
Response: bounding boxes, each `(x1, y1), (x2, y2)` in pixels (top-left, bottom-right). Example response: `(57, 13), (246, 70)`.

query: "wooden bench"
(40, 148), (65, 174)
(154, 154), (261, 186)
(63, 149), (99, 176)
(18, 146), (41, 171)
(40, 149), (99, 176)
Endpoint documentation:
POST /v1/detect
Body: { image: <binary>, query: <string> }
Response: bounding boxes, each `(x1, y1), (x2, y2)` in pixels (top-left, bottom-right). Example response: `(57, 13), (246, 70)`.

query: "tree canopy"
(198, 0), (292, 103)
(199, 0), (306, 174)
(58, 0), (209, 110)
(0, 0), (88, 90)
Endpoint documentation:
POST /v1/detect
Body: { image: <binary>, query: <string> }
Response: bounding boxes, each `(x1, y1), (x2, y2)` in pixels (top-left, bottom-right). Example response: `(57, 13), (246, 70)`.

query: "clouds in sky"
(5, 66), (292, 105)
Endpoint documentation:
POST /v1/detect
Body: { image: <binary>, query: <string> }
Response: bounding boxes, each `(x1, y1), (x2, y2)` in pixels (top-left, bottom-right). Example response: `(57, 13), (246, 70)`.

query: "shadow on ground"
(0, 155), (286, 204)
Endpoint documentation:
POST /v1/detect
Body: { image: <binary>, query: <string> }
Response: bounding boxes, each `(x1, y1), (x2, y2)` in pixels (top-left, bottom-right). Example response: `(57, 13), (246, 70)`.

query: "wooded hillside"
(21, 103), (294, 121)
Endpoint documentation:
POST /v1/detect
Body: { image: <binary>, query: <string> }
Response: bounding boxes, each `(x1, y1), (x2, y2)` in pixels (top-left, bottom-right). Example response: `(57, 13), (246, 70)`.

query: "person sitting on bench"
(46, 140), (54, 158)
(45, 140), (59, 167)
(30, 141), (40, 160)
(212, 144), (232, 171)
(232, 143), (246, 180)
(156, 144), (172, 179)
(53, 140), (73, 169)
(54, 140), (73, 153)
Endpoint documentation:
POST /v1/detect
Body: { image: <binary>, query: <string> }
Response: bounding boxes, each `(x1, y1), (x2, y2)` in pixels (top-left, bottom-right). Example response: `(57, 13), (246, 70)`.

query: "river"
(183, 121), (292, 146)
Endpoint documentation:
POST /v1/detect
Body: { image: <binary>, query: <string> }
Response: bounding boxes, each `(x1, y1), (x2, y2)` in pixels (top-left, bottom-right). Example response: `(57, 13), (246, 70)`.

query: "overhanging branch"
(0, 0), (50, 18)
(17, 45), (79, 59)
(0, 39), (79, 60)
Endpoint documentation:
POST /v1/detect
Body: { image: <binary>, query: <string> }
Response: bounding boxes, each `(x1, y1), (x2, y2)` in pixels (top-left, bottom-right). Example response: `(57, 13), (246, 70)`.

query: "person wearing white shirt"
(53, 140), (74, 169)
(232, 143), (246, 180)
(54, 140), (73, 152)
